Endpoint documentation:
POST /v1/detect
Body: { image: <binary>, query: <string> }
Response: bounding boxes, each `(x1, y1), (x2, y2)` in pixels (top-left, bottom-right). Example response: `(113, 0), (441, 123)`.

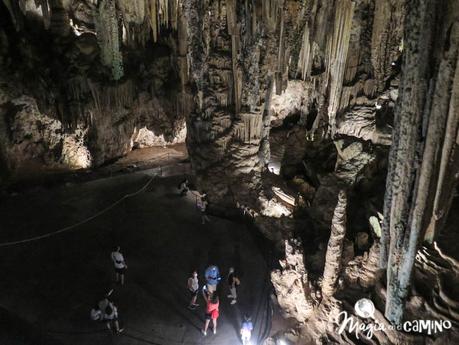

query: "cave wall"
(182, 0), (288, 205)
(0, 0), (188, 182)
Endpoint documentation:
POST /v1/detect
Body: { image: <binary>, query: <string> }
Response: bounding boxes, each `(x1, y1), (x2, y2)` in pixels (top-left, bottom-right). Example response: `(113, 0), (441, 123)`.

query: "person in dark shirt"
(227, 267), (240, 305)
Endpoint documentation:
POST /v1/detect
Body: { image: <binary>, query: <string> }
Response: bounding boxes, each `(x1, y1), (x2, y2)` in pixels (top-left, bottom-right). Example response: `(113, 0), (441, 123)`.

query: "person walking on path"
(187, 270), (200, 309)
(227, 267), (240, 305)
(240, 314), (254, 345)
(204, 265), (221, 294)
(197, 192), (210, 224)
(111, 246), (127, 285)
(202, 292), (220, 336)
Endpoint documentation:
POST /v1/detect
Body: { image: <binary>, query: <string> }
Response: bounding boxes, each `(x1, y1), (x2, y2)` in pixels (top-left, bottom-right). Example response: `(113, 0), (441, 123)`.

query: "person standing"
(227, 267), (240, 305)
(111, 246), (127, 285)
(197, 192), (210, 224)
(202, 292), (219, 336)
(204, 265), (220, 294)
(241, 314), (254, 345)
(178, 178), (190, 196)
(187, 270), (200, 309)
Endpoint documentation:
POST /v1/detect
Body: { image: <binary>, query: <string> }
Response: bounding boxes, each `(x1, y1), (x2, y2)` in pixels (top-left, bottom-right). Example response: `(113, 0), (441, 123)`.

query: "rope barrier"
(0, 175), (156, 248)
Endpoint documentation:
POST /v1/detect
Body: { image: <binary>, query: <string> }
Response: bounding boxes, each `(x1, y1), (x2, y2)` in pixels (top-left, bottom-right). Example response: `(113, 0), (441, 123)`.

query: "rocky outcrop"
(271, 239), (316, 323)
(270, 80), (307, 127)
(0, 96), (91, 171)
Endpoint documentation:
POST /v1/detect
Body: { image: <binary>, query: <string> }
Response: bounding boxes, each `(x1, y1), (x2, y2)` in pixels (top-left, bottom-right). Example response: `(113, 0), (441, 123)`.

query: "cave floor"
(0, 170), (271, 345)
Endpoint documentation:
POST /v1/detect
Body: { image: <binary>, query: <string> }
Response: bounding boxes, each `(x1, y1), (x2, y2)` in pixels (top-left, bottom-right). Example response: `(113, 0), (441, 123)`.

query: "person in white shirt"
(111, 246), (127, 285)
(90, 304), (103, 321)
(187, 270), (200, 309)
(98, 297), (123, 334)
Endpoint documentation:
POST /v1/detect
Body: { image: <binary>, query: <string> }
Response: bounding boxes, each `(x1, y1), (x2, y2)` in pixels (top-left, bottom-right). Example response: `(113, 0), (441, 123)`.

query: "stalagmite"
(322, 190), (347, 298)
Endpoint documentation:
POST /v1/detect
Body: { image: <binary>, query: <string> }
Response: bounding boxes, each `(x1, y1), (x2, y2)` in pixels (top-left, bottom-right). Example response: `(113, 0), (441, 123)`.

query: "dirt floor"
(4, 144), (189, 192)
(0, 166), (272, 345)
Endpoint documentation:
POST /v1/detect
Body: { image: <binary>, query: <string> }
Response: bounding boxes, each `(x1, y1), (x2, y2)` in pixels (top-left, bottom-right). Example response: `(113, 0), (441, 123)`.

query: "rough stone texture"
(0, 0), (188, 182)
(381, 0), (459, 325)
(182, 0), (287, 204)
(322, 190), (347, 297)
(0, 96), (91, 171)
(270, 80), (307, 127)
(345, 241), (380, 288)
(271, 239), (316, 323)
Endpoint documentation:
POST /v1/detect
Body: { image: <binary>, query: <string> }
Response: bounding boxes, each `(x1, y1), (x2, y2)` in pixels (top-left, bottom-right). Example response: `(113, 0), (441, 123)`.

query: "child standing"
(241, 314), (253, 344)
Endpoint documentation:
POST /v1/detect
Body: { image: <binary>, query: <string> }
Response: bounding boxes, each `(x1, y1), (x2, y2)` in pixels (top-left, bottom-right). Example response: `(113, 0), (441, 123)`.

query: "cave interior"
(0, 1), (458, 345)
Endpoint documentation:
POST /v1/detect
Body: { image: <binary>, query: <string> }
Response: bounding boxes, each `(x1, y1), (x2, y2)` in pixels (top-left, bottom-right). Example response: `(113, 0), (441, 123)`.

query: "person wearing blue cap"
(204, 265), (220, 293)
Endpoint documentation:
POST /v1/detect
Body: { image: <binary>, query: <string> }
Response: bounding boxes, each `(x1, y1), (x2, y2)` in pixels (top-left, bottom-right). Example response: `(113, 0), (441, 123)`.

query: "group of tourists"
(187, 264), (253, 342)
(90, 289), (123, 334)
(87, 180), (255, 343)
(90, 246), (127, 334)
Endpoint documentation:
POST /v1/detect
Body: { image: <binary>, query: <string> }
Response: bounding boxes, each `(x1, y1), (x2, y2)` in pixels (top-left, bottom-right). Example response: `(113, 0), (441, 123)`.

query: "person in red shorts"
(202, 292), (219, 336)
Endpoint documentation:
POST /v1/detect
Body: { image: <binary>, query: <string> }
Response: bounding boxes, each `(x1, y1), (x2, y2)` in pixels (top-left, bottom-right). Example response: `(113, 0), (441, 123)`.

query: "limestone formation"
(271, 239), (316, 323)
(322, 190), (347, 298)
(381, 0), (459, 325)
(1, 2), (459, 345)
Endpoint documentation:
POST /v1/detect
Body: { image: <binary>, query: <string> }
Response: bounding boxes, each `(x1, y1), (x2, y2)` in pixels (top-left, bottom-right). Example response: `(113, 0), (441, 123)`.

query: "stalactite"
(36, 0), (50, 29)
(94, 0), (124, 80)
(371, 0), (404, 92)
(297, 26), (311, 80)
(425, 36), (459, 241)
(262, 0), (280, 32)
(88, 80), (134, 117)
(234, 113), (263, 143)
(227, 0), (241, 113)
(326, 0), (354, 135)
(146, 0), (179, 43)
(322, 190), (347, 298)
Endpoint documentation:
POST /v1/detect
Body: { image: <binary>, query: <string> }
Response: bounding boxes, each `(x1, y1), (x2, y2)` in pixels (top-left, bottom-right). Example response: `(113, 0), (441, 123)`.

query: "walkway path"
(0, 170), (271, 345)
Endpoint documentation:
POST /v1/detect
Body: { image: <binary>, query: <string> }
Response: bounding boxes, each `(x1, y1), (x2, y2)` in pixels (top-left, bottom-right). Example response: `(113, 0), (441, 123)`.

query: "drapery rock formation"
(182, 0), (287, 204)
(0, 0), (188, 181)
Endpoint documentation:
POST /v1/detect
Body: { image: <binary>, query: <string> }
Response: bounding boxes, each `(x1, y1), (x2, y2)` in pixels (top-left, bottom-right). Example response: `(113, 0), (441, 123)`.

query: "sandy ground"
(0, 169), (272, 345)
